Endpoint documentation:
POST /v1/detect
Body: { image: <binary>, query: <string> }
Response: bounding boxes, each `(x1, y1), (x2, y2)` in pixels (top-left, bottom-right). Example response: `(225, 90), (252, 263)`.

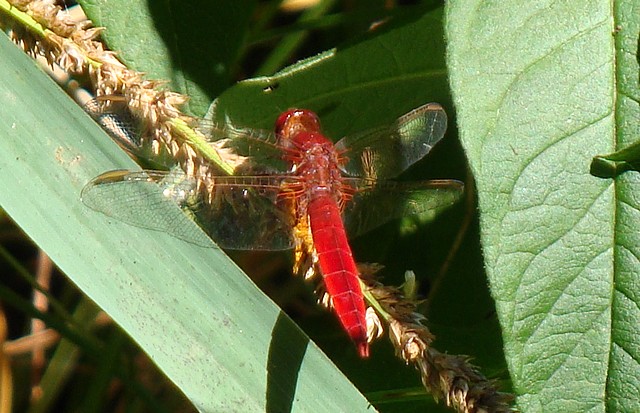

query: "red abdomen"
(307, 195), (368, 357)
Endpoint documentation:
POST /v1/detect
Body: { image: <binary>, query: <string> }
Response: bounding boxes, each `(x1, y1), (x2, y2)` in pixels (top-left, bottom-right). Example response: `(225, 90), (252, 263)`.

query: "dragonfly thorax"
(289, 135), (346, 203)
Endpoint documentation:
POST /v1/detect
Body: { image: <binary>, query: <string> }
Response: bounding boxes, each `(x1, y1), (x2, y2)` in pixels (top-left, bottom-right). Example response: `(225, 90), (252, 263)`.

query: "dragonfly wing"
(335, 103), (448, 179)
(81, 170), (296, 250)
(84, 97), (181, 170)
(342, 178), (464, 238)
(85, 95), (291, 174)
(84, 97), (142, 151)
(192, 175), (297, 250)
(197, 119), (290, 174)
(81, 170), (213, 246)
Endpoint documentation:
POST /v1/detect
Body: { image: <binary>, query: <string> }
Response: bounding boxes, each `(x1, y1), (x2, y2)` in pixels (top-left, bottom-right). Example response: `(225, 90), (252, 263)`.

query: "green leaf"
(0, 32), (372, 412)
(207, 7), (452, 137)
(79, 0), (258, 116)
(447, 1), (640, 411)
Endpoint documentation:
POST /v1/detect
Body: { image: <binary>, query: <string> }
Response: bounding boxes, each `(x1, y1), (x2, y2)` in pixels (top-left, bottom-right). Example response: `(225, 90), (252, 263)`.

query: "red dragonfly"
(82, 102), (464, 357)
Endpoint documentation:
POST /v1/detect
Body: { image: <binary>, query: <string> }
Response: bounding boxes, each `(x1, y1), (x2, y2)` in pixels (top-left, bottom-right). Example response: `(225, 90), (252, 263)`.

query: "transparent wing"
(84, 96), (143, 152)
(341, 178), (464, 238)
(196, 119), (290, 174)
(84, 95), (291, 174)
(83, 98), (457, 247)
(81, 169), (297, 250)
(335, 103), (447, 179)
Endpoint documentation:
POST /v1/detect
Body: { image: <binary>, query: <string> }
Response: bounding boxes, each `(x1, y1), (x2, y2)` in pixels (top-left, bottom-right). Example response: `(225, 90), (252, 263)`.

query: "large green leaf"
(0, 32), (372, 413)
(208, 8), (451, 136)
(447, 1), (640, 411)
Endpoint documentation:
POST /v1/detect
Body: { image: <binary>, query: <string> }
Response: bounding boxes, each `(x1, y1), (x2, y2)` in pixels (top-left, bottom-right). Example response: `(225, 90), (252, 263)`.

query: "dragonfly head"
(275, 109), (322, 148)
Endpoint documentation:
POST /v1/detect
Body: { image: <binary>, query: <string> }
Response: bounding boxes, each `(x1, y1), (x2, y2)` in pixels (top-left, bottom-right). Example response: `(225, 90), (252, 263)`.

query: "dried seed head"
(366, 281), (515, 412)
(365, 307), (383, 341)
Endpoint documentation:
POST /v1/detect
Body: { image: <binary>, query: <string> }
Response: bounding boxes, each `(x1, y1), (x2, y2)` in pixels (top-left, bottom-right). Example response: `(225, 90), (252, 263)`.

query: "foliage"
(447, 1), (640, 411)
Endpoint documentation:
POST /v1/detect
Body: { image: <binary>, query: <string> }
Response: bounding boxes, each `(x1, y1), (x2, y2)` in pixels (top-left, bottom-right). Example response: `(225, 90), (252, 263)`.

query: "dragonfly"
(82, 101), (464, 358)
